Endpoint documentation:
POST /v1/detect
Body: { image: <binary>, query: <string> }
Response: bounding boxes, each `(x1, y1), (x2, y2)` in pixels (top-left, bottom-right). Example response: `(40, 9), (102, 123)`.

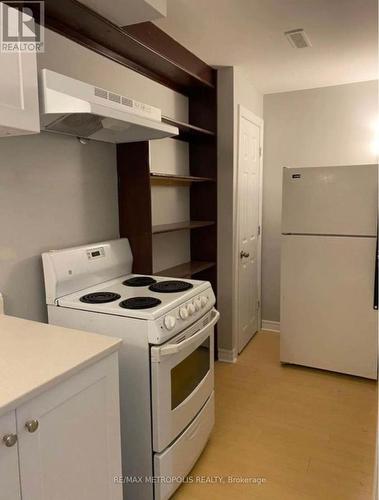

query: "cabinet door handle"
(240, 251), (250, 259)
(25, 419), (39, 433)
(3, 433), (17, 447)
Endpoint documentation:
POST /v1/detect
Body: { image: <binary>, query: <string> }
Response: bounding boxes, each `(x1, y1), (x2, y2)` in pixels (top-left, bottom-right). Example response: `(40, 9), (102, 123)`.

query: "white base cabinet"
(0, 411), (21, 500)
(0, 353), (122, 500)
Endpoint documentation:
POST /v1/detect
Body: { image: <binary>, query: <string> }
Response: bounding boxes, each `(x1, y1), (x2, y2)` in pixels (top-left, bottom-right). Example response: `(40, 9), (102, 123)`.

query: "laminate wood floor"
(173, 332), (377, 500)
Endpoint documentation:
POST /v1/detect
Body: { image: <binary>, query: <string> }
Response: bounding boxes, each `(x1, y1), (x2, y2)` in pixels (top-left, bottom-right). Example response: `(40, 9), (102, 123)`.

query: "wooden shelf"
(152, 220), (215, 234)
(156, 261), (216, 278)
(123, 23), (216, 92)
(150, 172), (215, 186)
(162, 117), (215, 142)
(21, 4), (217, 96)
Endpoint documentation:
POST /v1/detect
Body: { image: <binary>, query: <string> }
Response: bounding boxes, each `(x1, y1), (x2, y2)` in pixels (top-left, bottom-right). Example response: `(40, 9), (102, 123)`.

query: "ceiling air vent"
(285, 29), (312, 48)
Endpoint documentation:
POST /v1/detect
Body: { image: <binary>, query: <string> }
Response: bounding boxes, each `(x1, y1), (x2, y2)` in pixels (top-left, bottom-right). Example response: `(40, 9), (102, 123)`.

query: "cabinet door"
(0, 6), (40, 136)
(17, 354), (122, 500)
(0, 411), (21, 500)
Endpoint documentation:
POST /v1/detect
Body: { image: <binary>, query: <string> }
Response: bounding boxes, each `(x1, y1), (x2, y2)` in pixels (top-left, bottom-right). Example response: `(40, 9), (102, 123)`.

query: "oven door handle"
(158, 309), (220, 358)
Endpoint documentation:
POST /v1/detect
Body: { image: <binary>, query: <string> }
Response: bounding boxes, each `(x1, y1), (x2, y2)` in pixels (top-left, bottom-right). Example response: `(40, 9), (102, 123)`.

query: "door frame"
(233, 105), (264, 354)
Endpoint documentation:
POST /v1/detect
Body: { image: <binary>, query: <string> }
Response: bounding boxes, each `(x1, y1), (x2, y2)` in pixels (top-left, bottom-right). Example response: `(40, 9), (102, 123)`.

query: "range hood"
(39, 69), (178, 143)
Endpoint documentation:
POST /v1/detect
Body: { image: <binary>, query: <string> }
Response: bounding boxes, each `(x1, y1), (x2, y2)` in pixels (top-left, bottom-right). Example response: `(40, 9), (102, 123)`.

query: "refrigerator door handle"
(374, 227), (378, 310)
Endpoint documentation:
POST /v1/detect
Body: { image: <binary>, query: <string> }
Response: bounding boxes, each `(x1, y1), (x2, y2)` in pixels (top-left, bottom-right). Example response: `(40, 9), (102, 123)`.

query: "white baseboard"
(218, 348), (238, 363)
(261, 320), (280, 333)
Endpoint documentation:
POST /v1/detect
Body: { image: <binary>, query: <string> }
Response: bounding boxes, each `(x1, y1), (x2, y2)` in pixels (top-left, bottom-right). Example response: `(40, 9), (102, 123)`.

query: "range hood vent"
(39, 69), (178, 143)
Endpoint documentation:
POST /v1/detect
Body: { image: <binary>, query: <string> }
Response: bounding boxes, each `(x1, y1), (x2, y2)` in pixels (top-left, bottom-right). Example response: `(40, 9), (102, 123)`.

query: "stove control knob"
(200, 296), (208, 308)
(164, 315), (176, 330)
(179, 307), (189, 320)
(187, 303), (196, 316)
(194, 298), (201, 311)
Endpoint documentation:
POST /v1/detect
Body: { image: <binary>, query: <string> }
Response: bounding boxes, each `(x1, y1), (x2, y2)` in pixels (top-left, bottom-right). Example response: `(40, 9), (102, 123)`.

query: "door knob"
(3, 433), (17, 447)
(25, 419), (39, 433)
(240, 251), (250, 259)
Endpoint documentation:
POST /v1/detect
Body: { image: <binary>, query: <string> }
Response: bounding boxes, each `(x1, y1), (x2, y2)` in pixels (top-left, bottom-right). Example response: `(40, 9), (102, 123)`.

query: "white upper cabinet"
(78, 0), (167, 26)
(0, 5), (40, 137)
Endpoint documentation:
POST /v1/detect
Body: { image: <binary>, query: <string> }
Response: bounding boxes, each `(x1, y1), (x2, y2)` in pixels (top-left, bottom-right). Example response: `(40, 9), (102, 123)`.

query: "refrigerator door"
(282, 165), (378, 236)
(280, 235), (378, 379)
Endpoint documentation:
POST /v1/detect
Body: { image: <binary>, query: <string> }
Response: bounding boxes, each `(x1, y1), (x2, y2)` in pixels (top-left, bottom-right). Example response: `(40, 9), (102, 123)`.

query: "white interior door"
(237, 107), (262, 353)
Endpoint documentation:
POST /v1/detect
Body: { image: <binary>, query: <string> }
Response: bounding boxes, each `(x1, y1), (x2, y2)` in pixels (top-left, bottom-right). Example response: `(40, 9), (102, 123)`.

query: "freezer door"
(280, 235), (378, 379)
(282, 165), (378, 236)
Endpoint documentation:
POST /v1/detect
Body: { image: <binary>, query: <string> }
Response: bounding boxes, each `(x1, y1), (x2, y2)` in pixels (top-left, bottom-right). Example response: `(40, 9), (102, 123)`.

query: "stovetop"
(56, 274), (210, 320)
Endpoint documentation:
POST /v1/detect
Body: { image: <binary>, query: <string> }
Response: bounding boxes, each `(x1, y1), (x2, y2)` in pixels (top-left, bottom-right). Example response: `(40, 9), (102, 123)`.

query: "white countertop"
(0, 314), (122, 415)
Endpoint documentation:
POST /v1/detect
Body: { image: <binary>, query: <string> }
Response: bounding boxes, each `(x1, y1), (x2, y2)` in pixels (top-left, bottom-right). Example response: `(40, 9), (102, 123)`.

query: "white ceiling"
(155, 0), (378, 94)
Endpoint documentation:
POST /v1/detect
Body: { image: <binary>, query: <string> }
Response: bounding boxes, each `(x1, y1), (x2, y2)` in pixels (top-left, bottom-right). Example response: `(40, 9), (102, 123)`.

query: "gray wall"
(0, 133), (118, 321)
(217, 67), (235, 352)
(262, 80), (378, 322)
(0, 28), (189, 322)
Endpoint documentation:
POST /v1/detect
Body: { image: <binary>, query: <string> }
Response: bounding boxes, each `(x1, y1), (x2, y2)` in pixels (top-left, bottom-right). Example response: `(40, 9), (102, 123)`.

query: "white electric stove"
(42, 238), (219, 500)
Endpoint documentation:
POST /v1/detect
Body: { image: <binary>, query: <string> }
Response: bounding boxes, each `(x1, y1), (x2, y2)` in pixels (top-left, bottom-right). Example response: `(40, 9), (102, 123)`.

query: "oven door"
(151, 308), (219, 452)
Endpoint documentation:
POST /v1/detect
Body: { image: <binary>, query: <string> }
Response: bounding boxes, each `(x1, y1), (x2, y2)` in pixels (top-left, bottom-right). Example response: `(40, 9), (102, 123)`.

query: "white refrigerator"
(280, 165), (378, 379)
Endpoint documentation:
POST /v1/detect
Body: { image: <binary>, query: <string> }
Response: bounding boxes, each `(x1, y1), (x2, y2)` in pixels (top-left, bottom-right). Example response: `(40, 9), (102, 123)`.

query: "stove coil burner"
(80, 292), (121, 304)
(123, 276), (157, 287)
(119, 297), (162, 310)
(149, 280), (193, 293)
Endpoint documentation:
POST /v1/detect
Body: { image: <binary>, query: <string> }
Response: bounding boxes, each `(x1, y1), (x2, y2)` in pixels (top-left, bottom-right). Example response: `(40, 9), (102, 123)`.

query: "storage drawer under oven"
(154, 392), (215, 500)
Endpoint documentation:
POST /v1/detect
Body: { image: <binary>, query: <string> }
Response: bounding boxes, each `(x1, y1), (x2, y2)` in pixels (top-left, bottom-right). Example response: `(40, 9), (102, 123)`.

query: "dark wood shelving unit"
(152, 220), (215, 235)
(117, 63), (217, 293)
(112, 21), (218, 351)
(162, 116), (215, 141)
(150, 172), (215, 186)
(156, 261), (216, 279)
(117, 125), (218, 286)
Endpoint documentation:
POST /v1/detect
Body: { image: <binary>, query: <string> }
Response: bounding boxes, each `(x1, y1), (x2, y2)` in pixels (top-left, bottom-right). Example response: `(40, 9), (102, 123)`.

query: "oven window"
(171, 337), (210, 410)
